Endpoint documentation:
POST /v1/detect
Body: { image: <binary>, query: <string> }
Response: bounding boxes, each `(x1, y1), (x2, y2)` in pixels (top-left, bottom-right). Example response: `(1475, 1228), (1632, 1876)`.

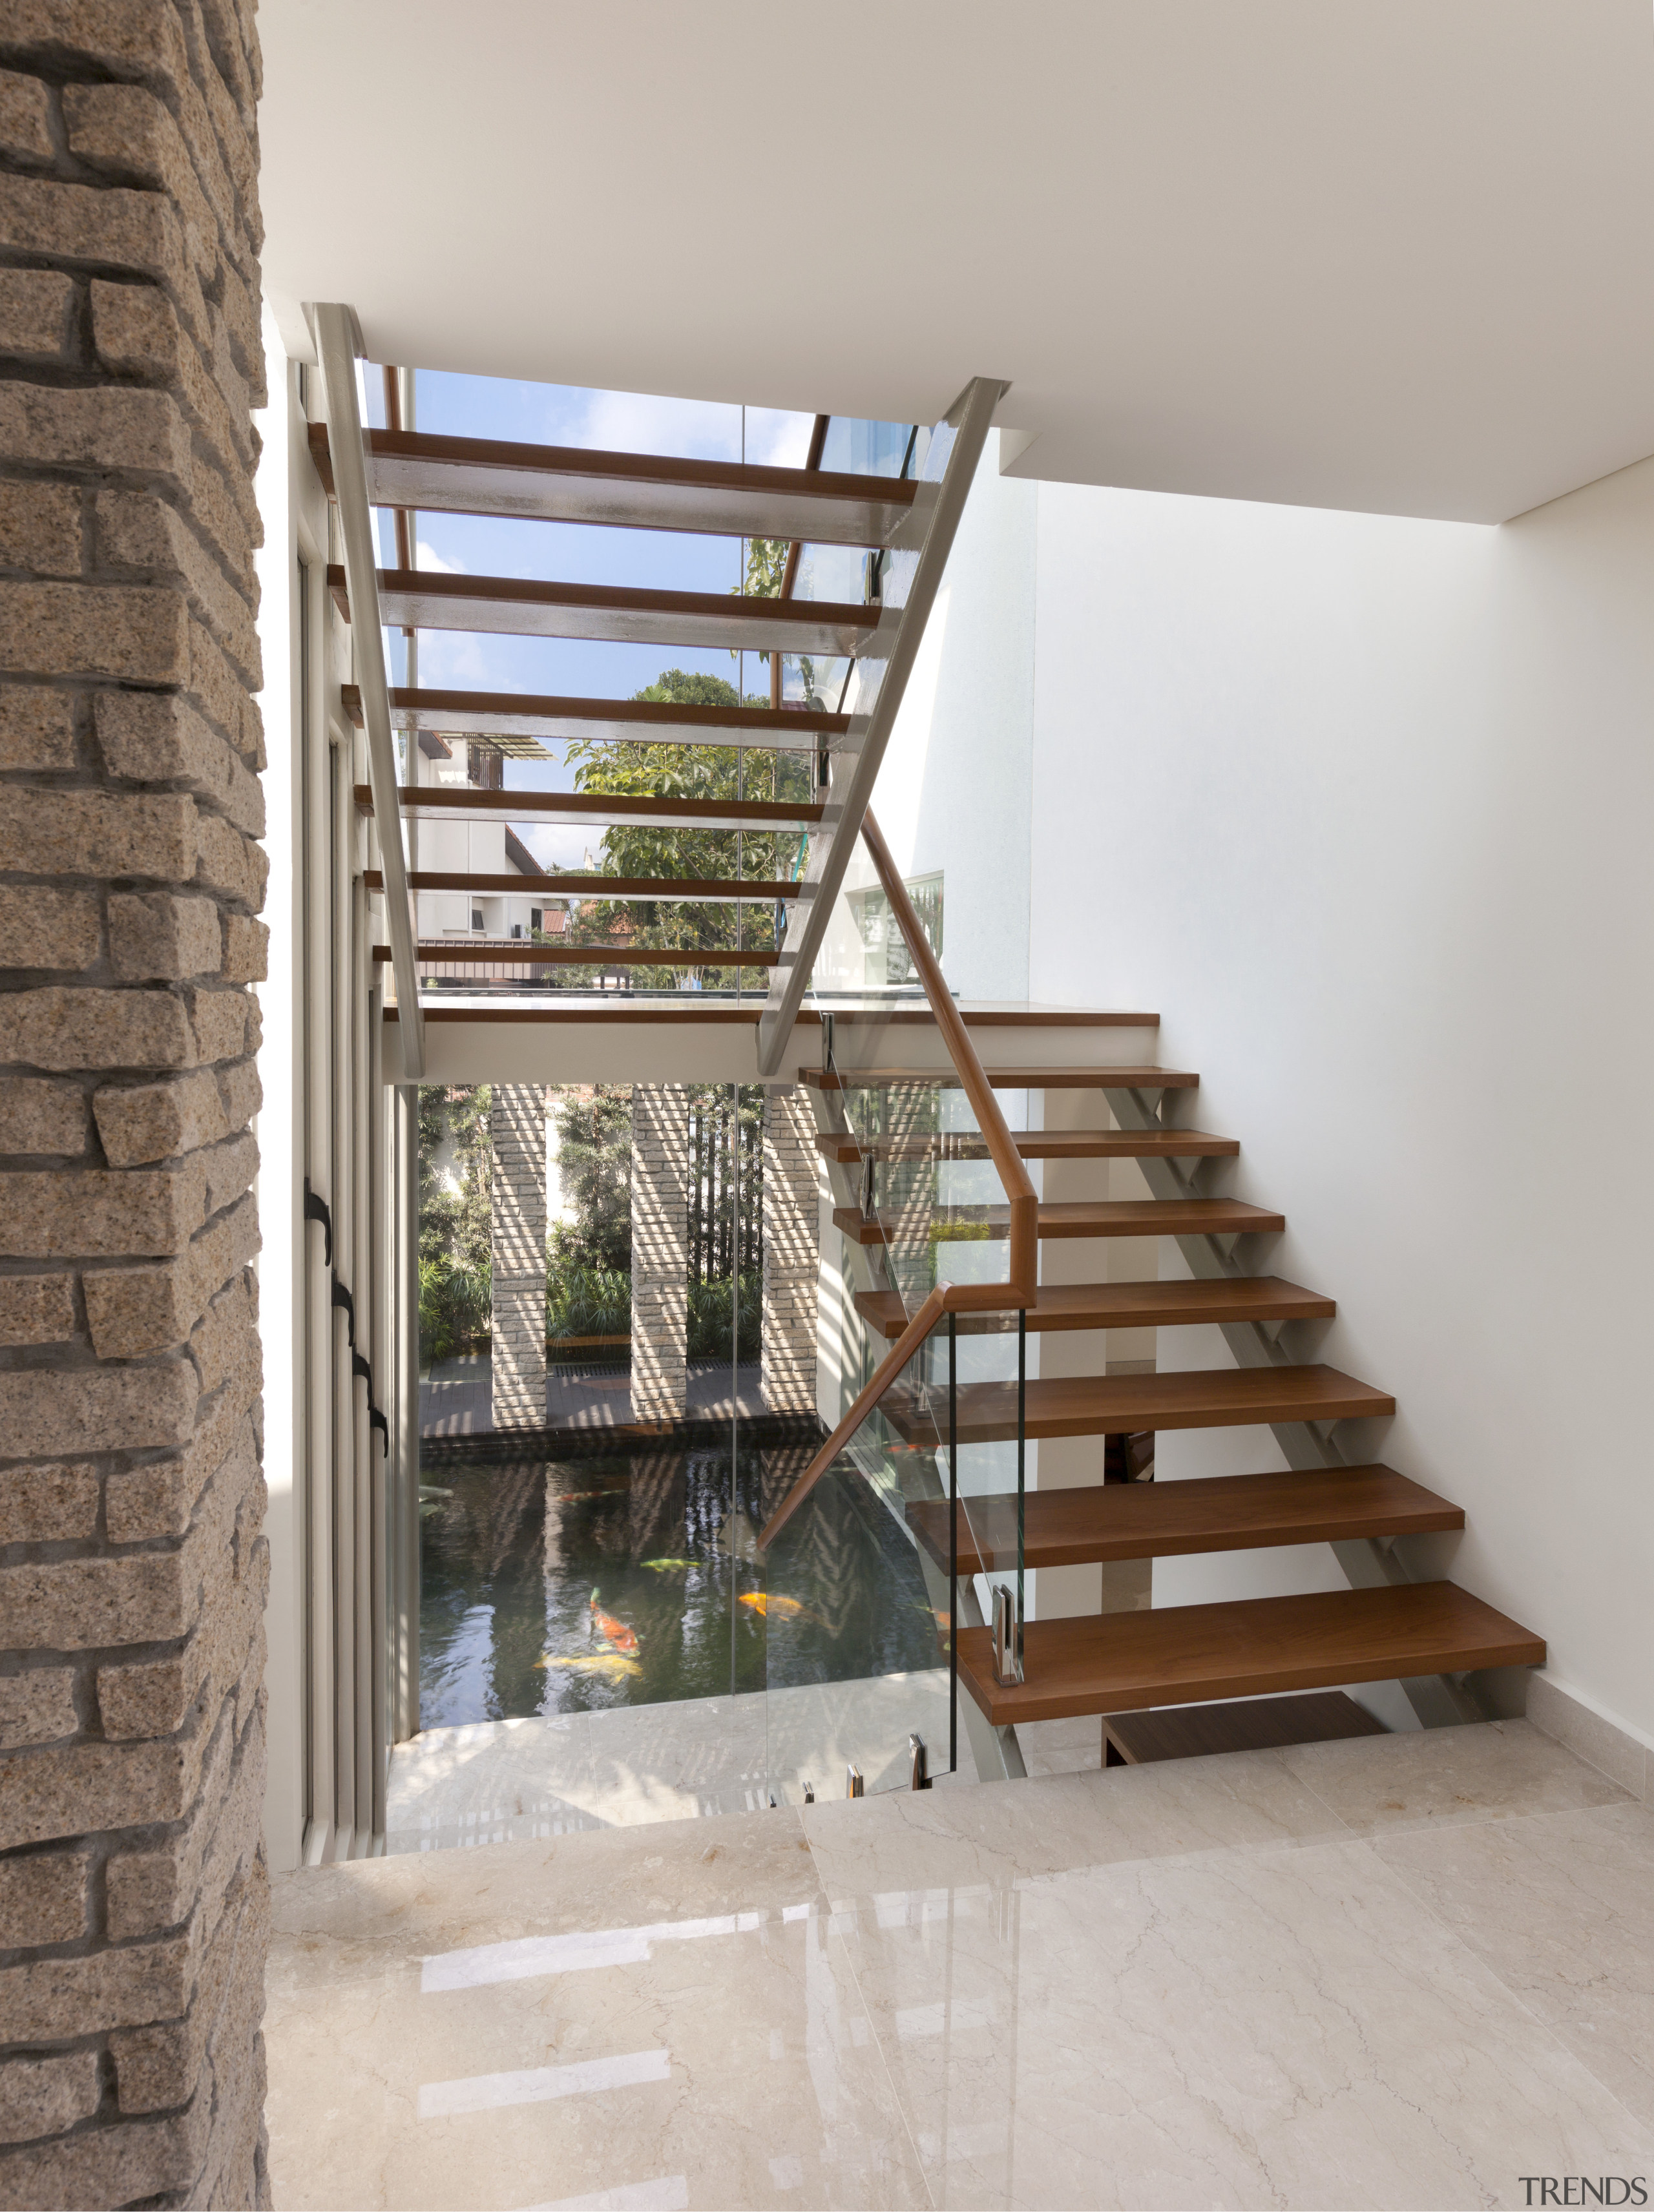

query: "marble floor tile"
(266, 1810), (925, 2211)
(386, 1676), (963, 1852)
(272, 1808), (823, 1988)
(1376, 1797), (1654, 2126)
(1280, 1716), (1631, 1835)
(802, 1744), (1346, 1900)
(834, 1833), (1654, 2209)
(386, 1698), (775, 1852)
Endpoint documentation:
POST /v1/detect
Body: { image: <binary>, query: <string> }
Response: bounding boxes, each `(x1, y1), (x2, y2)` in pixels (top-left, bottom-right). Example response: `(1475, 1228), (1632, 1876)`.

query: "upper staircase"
(303, 329), (1006, 1083)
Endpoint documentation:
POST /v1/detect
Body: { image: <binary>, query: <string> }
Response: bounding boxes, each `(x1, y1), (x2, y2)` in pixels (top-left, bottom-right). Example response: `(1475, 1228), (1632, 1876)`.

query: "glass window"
(846, 871), (943, 988)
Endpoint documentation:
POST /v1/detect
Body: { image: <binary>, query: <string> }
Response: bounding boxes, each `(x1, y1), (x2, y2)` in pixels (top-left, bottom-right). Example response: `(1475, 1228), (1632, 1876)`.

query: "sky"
(359, 366), (905, 869)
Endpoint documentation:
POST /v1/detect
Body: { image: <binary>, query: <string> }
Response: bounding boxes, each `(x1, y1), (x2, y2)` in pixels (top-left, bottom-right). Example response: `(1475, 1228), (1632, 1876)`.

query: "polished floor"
(386, 1675), (970, 1848)
(265, 1718), (1654, 2210)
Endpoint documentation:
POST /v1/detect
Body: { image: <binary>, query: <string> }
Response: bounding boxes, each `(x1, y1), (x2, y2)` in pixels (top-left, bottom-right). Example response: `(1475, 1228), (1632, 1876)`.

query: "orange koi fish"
(589, 1589), (640, 1654)
(737, 1592), (817, 1623)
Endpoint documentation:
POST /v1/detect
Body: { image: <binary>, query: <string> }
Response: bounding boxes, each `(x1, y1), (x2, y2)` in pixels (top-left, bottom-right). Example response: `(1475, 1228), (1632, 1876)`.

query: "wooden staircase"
(302, 322), (1543, 1766)
(799, 1042), (1545, 1749)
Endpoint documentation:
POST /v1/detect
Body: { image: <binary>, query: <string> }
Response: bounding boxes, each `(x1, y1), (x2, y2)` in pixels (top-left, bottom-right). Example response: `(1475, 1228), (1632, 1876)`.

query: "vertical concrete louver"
(0, 5), (271, 2204)
(488, 1085), (546, 1430)
(629, 1085), (687, 1419)
(760, 1086), (817, 1413)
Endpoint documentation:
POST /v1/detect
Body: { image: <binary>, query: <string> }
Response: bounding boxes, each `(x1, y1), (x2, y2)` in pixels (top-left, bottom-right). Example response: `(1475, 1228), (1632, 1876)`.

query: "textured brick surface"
(0, 886), (99, 971)
(0, 1670), (78, 1751)
(0, 1076), (86, 1154)
(0, 1463), (98, 1544)
(0, 685), (75, 771)
(0, 1271), (75, 1344)
(0, 3), (269, 2200)
(0, 2050), (99, 2146)
(761, 1085), (821, 1412)
(631, 1085), (688, 1419)
(0, 269), (73, 362)
(490, 1085), (547, 1428)
(0, 1852), (87, 1948)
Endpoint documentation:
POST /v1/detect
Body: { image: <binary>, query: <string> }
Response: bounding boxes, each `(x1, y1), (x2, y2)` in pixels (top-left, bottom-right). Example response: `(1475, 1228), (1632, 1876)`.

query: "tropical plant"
(419, 1252), (492, 1366)
(549, 1086), (632, 1275)
(546, 1259), (631, 1346)
(418, 1085), (494, 1363)
(687, 1273), (762, 1362)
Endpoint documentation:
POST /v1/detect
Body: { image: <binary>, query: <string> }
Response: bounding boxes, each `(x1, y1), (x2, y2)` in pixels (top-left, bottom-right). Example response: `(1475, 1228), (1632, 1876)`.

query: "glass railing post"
(1017, 1305), (1027, 1678)
(948, 1309), (958, 1779)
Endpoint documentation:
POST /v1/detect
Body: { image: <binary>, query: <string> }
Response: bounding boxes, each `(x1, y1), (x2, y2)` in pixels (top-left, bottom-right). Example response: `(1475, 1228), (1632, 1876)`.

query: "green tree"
(417, 1085), (493, 1362)
(561, 669), (815, 983)
(549, 1086), (631, 1273)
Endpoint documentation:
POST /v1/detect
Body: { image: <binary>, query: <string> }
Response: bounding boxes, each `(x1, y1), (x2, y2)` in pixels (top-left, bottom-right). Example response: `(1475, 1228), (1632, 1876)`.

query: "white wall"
(1028, 455), (1654, 1746)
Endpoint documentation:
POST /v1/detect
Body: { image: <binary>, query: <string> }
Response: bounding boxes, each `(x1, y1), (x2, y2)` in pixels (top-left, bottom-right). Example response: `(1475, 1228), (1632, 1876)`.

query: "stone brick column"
(0, 8), (271, 2206)
(761, 1086), (819, 1412)
(630, 1085), (687, 1420)
(489, 1086), (546, 1429)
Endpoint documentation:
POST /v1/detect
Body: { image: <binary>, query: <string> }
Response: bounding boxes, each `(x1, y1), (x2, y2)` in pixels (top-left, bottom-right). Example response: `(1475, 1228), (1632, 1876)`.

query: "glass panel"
(405, 729), (819, 1003)
(762, 1041), (1028, 1805)
(805, 1061), (1034, 1728)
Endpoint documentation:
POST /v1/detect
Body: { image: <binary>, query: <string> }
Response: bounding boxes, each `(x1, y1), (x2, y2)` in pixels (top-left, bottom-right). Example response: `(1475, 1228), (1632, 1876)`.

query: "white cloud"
(414, 627), (492, 689)
(516, 823), (594, 871)
(415, 537), (465, 574)
(579, 388), (742, 463)
(745, 408), (816, 470)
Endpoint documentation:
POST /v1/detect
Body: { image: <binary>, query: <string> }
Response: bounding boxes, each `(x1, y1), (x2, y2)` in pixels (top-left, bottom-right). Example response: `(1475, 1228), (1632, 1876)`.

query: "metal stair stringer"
(754, 377), (1008, 1076)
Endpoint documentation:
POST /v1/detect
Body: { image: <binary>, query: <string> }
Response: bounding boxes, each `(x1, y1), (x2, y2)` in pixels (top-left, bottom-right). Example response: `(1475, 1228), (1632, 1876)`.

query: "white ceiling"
(260, 0), (1654, 523)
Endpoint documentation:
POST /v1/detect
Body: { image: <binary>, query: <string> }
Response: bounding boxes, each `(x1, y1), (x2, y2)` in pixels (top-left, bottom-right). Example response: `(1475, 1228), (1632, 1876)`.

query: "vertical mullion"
(353, 871), (376, 1844)
(300, 549), (336, 1864)
(330, 729), (357, 1853)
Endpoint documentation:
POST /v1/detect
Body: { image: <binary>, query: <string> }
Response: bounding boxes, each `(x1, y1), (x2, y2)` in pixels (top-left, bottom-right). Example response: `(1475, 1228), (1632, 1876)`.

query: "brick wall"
(760, 1086), (817, 1414)
(630, 1086), (687, 1421)
(0, 4), (269, 2205)
(488, 1085), (545, 1431)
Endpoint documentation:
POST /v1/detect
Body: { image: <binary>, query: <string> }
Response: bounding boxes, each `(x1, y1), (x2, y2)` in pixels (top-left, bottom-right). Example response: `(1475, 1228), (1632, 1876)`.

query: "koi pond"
(418, 1439), (946, 1729)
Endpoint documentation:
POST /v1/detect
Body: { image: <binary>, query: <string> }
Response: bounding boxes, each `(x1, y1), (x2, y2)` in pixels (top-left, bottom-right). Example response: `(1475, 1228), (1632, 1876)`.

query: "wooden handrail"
(860, 806), (1039, 1308)
(757, 807), (1041, 1549)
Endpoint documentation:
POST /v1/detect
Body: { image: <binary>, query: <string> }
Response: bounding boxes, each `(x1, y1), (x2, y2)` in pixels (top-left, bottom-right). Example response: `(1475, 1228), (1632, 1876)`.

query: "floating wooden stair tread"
(341, 683), (848, 747)
(356, 785), (822, 833)
(834, 1197), (1282, 1246)
(804, 1065), (1196, 1091)
(957, 1582), (1545, 1725)
(855, 1275), (1334, 1340)
(415, 942), (777, 966)
(366, 870), (800, 901)
(1102, 1691), (1386, 1766)
(328, 565), (877, 656)
(908, 1463), (1459, 1574)
(883, 1364), (1396, 1444)
(817, 1127), (1235, 1164)
(311, 423), (916, 543)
